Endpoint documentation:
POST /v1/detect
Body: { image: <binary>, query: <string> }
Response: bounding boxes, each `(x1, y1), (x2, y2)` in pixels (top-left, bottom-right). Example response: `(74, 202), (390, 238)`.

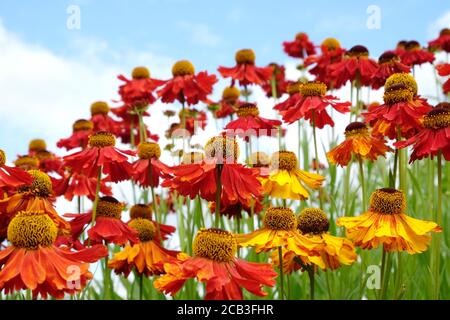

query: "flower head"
(282, 32), (316, 58)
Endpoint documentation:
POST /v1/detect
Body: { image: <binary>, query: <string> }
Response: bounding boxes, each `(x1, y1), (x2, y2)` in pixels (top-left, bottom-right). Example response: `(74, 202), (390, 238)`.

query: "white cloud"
(178, 22), (222, 47)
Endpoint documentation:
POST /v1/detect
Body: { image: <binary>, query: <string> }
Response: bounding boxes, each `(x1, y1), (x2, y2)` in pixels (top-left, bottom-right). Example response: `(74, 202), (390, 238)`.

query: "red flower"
(209, 197), (263, 219)
(154, 229), (276, 300)
(117, 66), (166, 108)
(278, 81), (351, 128)
(371, 51), (411, 90)
(53, 171), (112, 201)
(395, 107), (450, 162)
(261, 63), (291, 98)
(436, 63), (450, 94)
(158, 60), (217, 105)
(63, 131), (134, 183)
(283, 32), (316, 59)
(399, 41), (435, 67)
(329, 45), (378, 89)
(131, 142), (171, 188)
(428, 28), (450, 53)
(218, 49), (273, 86)
(57, 119), (93, 151)
(33, 150), (64, 176)
(0, 149), (32, 189)
(212, 87), (240, 119)
(181, 108), (208, 135)
(90, 101), (121, 134)
(225, 103), (281, 140)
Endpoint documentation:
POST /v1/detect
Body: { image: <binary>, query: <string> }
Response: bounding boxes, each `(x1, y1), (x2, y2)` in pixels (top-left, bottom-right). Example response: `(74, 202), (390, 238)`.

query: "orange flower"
(154, 228), (277, 300)
(0, 210), (107, 299)
(327, 122), (392, 167)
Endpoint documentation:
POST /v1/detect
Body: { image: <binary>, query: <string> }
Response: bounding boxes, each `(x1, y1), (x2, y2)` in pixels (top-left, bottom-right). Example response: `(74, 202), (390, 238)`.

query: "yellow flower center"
(271, 151), (298, 171)
(235, 49), (256, 64)
(73, 119), (94, 132)
(299, 81), (327, 97)
(181, 151), (204, 165)
(130, 204), (153, 220)
(21, 170), (53, 197)
(263, 207), (297, 231)
(297, 208), (329, 235)
(378, 51), (400, 64)
(385, 73), (418, 96)
(14, 156), (39, 170)
(96, 196), (123, 219)
(236, 103), (260, 117)
(247, 152), (270, 168)
(345, 45), (369, 58)
(321, 37), (341, 50)
(29, 139), (47, 152)
(405, 40), (421, 51)
(370, 188), (406, 214)
(287, 82), (302, 95)
(440, 28), (450, 36)
(172, 60), (195, 76)
(88, 131), (116, 148)
(423, 108), (450, 129)
(132, 66), (150, 79)
(222, 86), (240, 101)
(138, 142), (161, 159)
(204, 135), (239, 162)
(35, 150), (53, 161)
(383, 84), (414, 104)
(90, 101), (110, 115)
(129, 218), (155, 242)
(344, 122), (369, 138)
(193, 228), (237, 262)
(0, 149), (6, 166)
(7, 211), (57, 249)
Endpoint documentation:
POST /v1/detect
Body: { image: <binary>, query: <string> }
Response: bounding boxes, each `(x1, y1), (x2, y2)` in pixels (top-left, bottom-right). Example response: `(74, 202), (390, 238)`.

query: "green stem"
(379, 248), (387, 299)
(307, 267), (315, 300)
(278, 246), (284, 300)
(148, 162), (161, 244)
(312, 111), (324, 209)
(214, 165), (223, 228)
(90, 166), (103, 231)
(357, 156), (367, 210)
(139, 274), (144, 300)
(433, 151), (443, 299)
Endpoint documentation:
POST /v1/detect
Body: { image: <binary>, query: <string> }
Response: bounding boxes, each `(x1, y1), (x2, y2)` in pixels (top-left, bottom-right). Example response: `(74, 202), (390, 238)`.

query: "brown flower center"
(73, 119), (93, 132)
(235, 49), (256, 64)
(88, 131), (116, 148)
(96, 196), (123, 219)
(130, 204), (153, 220)
(132, 66), (150, 79)
(405, 40), (421, 51)
(263, 207), (297, 231)
(297, 208), (329, 234)
(370, 188), (406, 214)
(345, 45), (369, 58)
(423, 108), (450, 129)
(383, 84), (414, 104)
(378, 51), (400, 64)
(299, 81), (327, 97)
(29, 139), (47, 152)
(193, 228), (237, 262)
(344, 122), (369, 137)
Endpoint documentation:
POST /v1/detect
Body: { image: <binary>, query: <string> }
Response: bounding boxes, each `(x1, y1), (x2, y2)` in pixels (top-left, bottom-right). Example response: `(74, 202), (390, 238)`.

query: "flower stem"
(139, 274), (144, 300)
(214, 164), (223, 228)
(148, 161), (161, 244)
(357, 156), (367, 210)
(278, 246), (284, 300)
(90, 165), (103, 226)
(312, 111), (324, 209)
(433, 151), (443, 299)
(307, 266), (315, 300)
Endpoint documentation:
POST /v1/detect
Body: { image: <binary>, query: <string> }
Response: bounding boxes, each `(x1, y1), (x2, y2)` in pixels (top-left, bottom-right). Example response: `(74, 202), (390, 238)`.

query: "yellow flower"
(337, 188), (442, 254)
(262, 151), (324, 200)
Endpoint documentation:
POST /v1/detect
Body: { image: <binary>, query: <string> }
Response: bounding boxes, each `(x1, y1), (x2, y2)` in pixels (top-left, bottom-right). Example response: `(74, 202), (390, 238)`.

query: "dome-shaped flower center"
(88, 131), (116, 148)
(423, 108), (450, 130)
(0, 149), (6, 166)
(370, 188), (406, 214)
(14, 156), (39, 170)
(35, 150), (54, 161)
(295, 32), (307, 40)
(129, 218), (155, 242)
(181, 151), (204, 165)
(321, 37), (341, 50)
(297, 208), (329, 234)
(378, 51), (400, 64)
(440, 28), (450, 36)
(132, 66), (150, 79)
(299, 81), (327, 97)
(235, 49), (256, 64)
(172, 60), (195, 76)
(138, 142), (161, 159)
(236, 103), (260, 117)
(193, 228), (237, 262)
(24, 169), (53, 197)
(29, 139), (47, 152)
(435, 102), (450, 110)
(396, 40), (407, 50)
(96, 196), (123, 219)
(90, 101), (110, 115)
(8, 211), (57, 249)
(346, 45), (369, 58)
(271, 151), (298, 171)
(222, 86), (240, 101)
(344, 121), (369, 138)
(287, 82), (302, 95)
(73, 119), (94, 132)
(263, 207), (297, 231)
(204, 135), (239, 162)
(247, 152), (270, 168)
(383, 84), (414, 104)
(130, 204), (153, 220)
(385, 73), (418, 96)
(405, 40), (421, 51)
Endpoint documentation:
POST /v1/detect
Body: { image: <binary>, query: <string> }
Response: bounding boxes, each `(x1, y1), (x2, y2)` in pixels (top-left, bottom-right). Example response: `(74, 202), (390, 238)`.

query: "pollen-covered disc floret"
(378, 51), (400, 64)
(90, 101), (110, 115)
(247, 152), (270, 168)
(383, 84), (414, 104)
(172, 60), (195, 76)
(385, 73), (418, 96)
(287, 82), (302, 95)
(299, 81), (327, 97)
(73, 119), (94, 132)
(7, 210), (57, 249)
(29, 139), (47, 152)
(130, 204), (153, 220)
(236, 103), (260, 117)
(297, 208), (329, 235)
(345, 45), (369, 58)
(235, 49), (256, 64)
(271, 151), (298, 171)
(181, 151), (204, 165)
(14, 156), (39, 170)
(321, 37), (341, 50)
(0, 149), (6, 166)
(96, 196), (123, 219)
(405, 40), (421, 51)
(132, 66), (150, 79)
(129, 218), (155, 242)
(222, 86), (240, 101)
(88, 131), (116, 148)
(344, 121), (369, 137)
(263, 207), (297, 231)
(423, 108), (450, 130)
(24, 169), (53, 197)
(204, 135), (239, 162)
(370, 188), (406, 215)
(193, 228), (237, 262)
(138, 142), (161, 159)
